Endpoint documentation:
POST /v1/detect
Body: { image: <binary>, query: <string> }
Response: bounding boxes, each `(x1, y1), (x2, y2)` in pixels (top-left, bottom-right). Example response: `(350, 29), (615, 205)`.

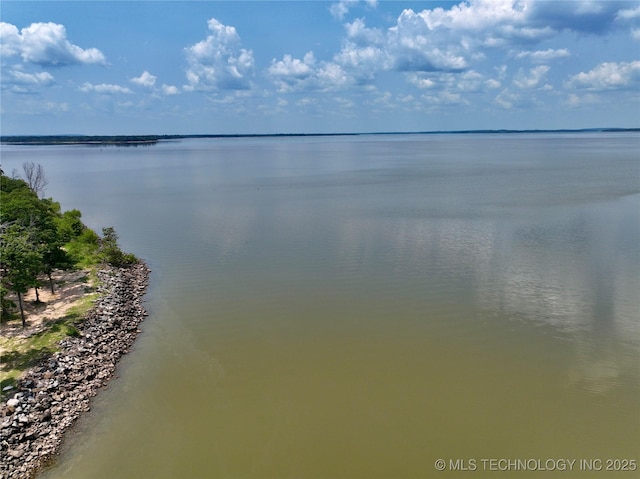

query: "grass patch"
(0, 322), (72, 397)
(64, 292), (99, 322)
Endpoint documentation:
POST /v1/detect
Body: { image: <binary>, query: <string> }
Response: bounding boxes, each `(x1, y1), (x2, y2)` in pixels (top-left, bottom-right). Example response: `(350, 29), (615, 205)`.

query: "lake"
(2, 133), (639, 478)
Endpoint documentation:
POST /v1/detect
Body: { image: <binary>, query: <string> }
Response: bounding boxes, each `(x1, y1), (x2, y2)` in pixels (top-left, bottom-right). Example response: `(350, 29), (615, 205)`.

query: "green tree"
(55, 209), (84, 243)
(0, 227), (43, 327)
(41, 240), (72, 294)
(100, 226), (136, 266)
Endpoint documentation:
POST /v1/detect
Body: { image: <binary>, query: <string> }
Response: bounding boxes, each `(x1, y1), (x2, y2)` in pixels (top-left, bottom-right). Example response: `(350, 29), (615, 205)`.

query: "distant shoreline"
(1, 128), (638, 146)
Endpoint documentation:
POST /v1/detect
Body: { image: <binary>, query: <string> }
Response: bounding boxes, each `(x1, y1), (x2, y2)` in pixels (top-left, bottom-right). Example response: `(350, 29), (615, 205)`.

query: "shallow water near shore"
(2, 133), (639, 478)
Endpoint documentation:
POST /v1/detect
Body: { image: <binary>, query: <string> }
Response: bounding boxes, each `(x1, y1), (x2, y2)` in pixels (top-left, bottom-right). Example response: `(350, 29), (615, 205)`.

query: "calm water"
(2, 133), (639, 478)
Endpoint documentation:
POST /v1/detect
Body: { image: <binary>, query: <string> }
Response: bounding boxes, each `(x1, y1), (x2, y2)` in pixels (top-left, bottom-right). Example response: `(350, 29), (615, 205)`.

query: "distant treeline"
(0, 135), (162, 146)
(1, 128), (638, 146)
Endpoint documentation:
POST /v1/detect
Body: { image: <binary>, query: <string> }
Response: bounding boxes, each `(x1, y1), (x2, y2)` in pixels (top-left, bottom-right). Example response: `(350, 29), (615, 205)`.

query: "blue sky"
(1, 1), (639, 135)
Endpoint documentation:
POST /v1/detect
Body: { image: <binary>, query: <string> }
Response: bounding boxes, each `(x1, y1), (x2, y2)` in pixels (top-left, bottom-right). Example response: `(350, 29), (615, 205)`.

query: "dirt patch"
(1, 270), (94, 339)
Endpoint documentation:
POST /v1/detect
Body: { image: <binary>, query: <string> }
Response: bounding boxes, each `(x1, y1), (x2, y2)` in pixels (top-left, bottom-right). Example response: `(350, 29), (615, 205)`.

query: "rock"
(8, 448), (24, 458)
(0, 262), (150, 479)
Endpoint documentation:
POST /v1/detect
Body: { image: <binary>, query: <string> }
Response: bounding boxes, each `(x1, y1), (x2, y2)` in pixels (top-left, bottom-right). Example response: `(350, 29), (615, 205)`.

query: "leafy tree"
(65, 228), (100, 266)
(100, 226), (136, 266)
(41, 240), (73, 294)
(55, 209), (84, 243)
(0, 227), (43, 327)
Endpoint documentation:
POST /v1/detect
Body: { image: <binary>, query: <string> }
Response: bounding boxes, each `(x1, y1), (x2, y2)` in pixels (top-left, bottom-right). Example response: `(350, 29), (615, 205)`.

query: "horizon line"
(0, 127), (640, 142)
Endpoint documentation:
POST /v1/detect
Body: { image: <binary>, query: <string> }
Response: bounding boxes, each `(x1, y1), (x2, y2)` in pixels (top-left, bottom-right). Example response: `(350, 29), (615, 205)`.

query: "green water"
(2, 133), (639, 478)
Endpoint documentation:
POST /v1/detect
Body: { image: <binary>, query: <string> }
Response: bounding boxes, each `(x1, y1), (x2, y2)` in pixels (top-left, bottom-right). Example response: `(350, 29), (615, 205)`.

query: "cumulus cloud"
(566, 61), (640, 91)
(407, 74), (436, 89)
(184, 18), (255, 91)
(269, 52), (315, 79)
(268, 52), (351, 92)
(381, 0), (631, 72)
(494, 88), (520, 109)
(271, 0), (637, 95)
(130, 70), (157, 88)
(407, 69), (493, 99)
(404, 0), (526, 32)
(2, 69), (55, 93)
(515, 48), (570, 62)
(513, 65), (551, 89)
(79, 82), (132, 94)
(0, 22), (106, 66)
(334, 42), (389, 83)
(564, 92), (599, 108)
(344, 18), (385, 46)
(388, 9), (469, 72)
(617, 5), (640, 20)
(162, 84), (180, 95)
(330, 0), (377, 21)
(422, 90), (469, 106)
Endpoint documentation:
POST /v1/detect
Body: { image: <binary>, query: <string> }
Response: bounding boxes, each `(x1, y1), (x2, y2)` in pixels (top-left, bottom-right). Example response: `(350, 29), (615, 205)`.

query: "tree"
(0, 227), (43, 327)
(42, 246), (72, 294)
(55, 209), (84, 243)
(21, 161), (49, 198)
(100, 227), (137, 266)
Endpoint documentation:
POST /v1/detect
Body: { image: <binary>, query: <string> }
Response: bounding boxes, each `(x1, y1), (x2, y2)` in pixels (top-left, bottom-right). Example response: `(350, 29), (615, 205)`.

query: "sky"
(1, 0), (639, 135)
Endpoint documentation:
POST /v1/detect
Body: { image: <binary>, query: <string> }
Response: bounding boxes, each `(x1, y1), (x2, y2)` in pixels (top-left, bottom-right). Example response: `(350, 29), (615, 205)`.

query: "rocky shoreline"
(0, 262), (150, 479)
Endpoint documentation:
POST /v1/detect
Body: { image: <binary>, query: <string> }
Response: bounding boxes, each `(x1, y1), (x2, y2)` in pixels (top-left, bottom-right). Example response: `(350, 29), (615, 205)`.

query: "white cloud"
(344, 18), (385, 45)
(388, 10), (469, 72)
(334, 41), (389, 83)
(330, 1), (353, 21)
(0, 22), (21, 57)
(269, 52), (315, 79)
(457, 70), (485, 91)
(272, 0), (637, 97)
(617, 5), (640, 20)
(131, 70), (157, 88)
(184, 18), (255, 91)
(0, 22), (106, 66)
(79, 82), (132, 94)
(409, 0), (526, 32)
(10, 70), (55, 85)
(515, 48), (570, 62)
(422, 90), (468, 106)
(495, 88), (520, 109)
(566, 61), (640, 91)
(633, 29), (640, 40)
(381, 0), (632, 73)
(513, 65), (550, 89)
(162, 84), (180, 95)
(407, 74), (436, 89)
(268, 52), (352, 92)
(330, 0), (377, 21)
(564, 92), (599, 108)
(2, 69), (55, 93)
(408, 69), (489, 94)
